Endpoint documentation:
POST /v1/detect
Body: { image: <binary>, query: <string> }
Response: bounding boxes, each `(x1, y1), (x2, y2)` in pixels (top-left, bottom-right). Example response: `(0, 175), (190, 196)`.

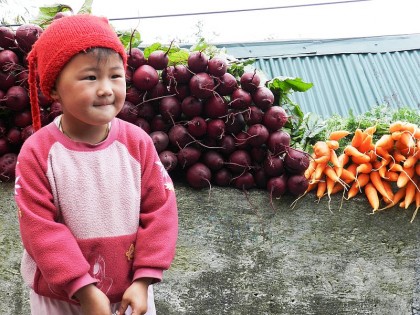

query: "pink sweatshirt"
(14, 117), (178, 304)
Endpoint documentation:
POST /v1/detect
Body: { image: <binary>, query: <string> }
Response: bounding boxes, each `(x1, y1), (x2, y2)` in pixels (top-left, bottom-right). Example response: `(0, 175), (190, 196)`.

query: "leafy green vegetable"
(227, 58), (256, 80)
(168, 50), (190, 65)
(322, 105), (420, 139)
(267, 76), (314, 97)
(30, 4), (73, 28)
(265, 76), (315, 150)
(77, 0), (93, 14)
(189, 38), (223, 57)
(117, 29), (142, 50)
(189, 38), (208, 53)
(30, 0), (92, 28)
(143, 42), (184, 60)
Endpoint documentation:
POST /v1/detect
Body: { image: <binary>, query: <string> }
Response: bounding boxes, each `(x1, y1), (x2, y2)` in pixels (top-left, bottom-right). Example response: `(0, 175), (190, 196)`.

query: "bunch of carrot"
(304, 121), (420, 222)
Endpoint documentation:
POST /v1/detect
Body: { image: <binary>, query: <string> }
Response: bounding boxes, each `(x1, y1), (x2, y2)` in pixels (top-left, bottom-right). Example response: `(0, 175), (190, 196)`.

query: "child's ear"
(50, 88), (59, 101)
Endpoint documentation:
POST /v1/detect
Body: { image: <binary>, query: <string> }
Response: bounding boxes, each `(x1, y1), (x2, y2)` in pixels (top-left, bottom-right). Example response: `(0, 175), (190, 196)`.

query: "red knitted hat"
(27, 14), (127, 131)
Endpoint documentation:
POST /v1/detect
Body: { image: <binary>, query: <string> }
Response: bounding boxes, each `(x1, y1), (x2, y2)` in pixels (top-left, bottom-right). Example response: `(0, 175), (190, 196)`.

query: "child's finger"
(117, 303), (129, 315)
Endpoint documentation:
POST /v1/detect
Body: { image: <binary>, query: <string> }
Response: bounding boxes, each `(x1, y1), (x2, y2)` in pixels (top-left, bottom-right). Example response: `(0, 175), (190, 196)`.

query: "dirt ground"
(1, 180), (419, 315)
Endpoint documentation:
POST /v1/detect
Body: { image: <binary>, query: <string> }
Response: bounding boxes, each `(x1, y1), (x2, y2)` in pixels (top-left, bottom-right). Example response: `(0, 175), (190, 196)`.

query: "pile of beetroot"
(0, 22), (311, 199)
(0, 23), (43, 182)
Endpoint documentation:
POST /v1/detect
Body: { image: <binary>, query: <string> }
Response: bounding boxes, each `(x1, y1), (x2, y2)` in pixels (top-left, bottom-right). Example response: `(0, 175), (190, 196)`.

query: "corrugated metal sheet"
(220, 34), (420, 118)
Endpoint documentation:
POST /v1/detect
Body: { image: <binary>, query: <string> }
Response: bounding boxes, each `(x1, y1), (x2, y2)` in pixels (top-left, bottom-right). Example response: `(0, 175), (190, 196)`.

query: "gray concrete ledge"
(1, 181), (419, 314)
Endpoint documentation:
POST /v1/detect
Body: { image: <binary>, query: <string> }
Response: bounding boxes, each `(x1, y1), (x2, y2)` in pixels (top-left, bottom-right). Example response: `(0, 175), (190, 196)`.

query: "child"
(14, 14), (178, 315)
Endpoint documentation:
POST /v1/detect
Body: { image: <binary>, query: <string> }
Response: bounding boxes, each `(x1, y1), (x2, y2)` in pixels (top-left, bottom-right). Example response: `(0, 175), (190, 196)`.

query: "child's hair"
(27, 14), (128, 131)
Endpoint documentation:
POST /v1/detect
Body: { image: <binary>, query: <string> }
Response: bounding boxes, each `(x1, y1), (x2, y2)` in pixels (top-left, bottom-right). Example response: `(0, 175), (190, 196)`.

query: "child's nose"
(97, 80), (113, 96)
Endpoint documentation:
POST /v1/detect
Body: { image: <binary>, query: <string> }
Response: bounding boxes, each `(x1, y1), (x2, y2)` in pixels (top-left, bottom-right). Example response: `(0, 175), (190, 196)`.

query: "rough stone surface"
(1, 180), (419, 314)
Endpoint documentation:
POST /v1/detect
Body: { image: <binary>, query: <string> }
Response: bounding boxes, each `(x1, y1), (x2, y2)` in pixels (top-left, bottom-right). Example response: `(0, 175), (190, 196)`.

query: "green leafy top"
(30, 0), (93, 28)
(117, 29), (142, 50)
(30, 4), (73, 27)
(322, 105), (420, 138)
(266, 76), (315, 151)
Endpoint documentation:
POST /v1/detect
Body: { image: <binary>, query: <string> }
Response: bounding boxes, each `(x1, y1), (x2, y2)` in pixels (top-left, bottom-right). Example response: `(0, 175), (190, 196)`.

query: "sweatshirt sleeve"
(15, 137), (97, 299)
(132, 134), (179, 282)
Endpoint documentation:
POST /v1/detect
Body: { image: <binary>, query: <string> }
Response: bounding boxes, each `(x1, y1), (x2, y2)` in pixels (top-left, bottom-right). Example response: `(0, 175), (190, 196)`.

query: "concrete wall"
(1, 181), (419, 314)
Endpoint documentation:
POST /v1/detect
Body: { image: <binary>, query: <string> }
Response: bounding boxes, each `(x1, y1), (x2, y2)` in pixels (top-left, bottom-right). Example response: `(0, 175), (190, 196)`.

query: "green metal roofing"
(220, 34), (420, 118)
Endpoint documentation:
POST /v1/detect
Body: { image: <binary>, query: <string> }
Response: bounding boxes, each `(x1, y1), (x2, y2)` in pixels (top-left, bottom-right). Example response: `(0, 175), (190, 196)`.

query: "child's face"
(51, 50), (126, 127)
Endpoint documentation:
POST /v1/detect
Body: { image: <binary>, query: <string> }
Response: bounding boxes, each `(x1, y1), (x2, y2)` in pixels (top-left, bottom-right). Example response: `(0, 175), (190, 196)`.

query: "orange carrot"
(374, 146), (392, 162)
(329, 130), (350, 141)
(384, 170), (399, 182)
(359, 134), (374, 153)
(378, 187), (406, 211)
(314, 155), (330, 164)
(372, 160), (382, 170)
(370, 171), (393, 203)
(365, 183), (380, 211)
(351, 154), (372, 165)
(404, 179), (417, 209)
(346, 172), (370, 200)
(402, 122), (418, 134)
(324, 165), (347, 189)
(313, 141), (330, 158)
(316, 180), (327, 200)
(346, 163), (358, 174)
(326, 140), (340, 150)
(364, 125), (377, 136)
(396, 141), (414, 157)
(304, 160), (317, 179)
(391, 121), (420, 135)
(373, 158), (389, 178)
(326, 176), (336, 198)
(391, 131), (403, 141)
(410, 189), (420, 222)
(351, 129), (364, 148)
(389, 121), (406, 133)
(382, 180), (394, 204)
(398, 131), (416, 149)
(388, 161), (403, 173)
(330, 182), (345, 194)
(375, 134), (394, 151)
(337, 153), (349, 168)
(313, 162), (327, 182)
(356, 162), (373, 174)
(378, 164), (387, 179)
(344, 145), (371, 162)
(306, 181), (318, 193)
(356, 173), (370, 188)
(346, 182), (360, 200)
(329, 149), (342, 175)
(393, 150), (406, 163)
(403, 149), (417, 160)
(339, 168), (356, 182)
(367, 150), (377, 162)
(396, 167), (415, 188)
(416, 163), (420, 176)
(403, 155), (418, 169)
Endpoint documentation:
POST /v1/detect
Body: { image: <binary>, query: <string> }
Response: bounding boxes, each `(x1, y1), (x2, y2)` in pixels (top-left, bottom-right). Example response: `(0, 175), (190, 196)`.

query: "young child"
(14, 14), (178, 315)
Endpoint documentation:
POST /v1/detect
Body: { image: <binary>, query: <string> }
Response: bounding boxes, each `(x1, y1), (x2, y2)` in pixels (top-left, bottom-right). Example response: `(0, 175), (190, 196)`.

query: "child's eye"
(112, 74), (124, 79)
(84, 75), (96, 81)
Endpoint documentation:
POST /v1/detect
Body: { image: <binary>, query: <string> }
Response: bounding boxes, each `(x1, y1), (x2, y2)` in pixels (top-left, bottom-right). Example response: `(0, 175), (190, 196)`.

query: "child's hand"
(74, 284), (112, 315)
(118, 278), (152, 315)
